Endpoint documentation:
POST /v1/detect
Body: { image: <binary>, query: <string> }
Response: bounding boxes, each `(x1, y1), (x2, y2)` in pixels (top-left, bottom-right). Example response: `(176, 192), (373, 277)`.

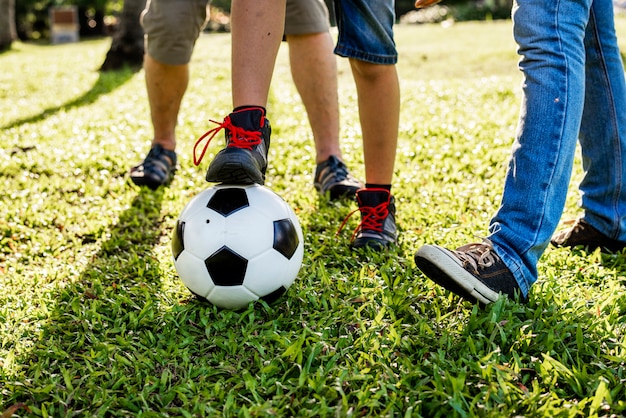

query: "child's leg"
(349, 59), (399, 185)
(333, 0), (399, 249)
(334, 0), (398, 186)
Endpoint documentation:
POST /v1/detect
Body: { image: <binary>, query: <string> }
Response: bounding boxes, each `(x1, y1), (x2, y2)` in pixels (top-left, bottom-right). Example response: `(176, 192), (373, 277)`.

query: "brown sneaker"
(414, 240), (526, 305)
(550, 218), (626, 253)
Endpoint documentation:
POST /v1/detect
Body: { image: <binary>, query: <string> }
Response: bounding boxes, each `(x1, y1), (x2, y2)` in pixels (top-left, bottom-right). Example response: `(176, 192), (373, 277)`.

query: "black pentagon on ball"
(172, 220), (185, 260)
(205, 246), (248, 286)
(207, 188), (249, 216)
(273, 218), (300, 259)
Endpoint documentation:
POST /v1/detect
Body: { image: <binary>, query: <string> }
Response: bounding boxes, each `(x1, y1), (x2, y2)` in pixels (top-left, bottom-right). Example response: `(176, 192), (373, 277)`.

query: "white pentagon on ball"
(172, 184), (304, 309)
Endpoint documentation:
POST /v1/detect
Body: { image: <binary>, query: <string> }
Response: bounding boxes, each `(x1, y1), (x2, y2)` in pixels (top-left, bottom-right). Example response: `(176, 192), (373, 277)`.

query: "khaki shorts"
(285, 0), (330, 35)
(142, 0), (330, 66)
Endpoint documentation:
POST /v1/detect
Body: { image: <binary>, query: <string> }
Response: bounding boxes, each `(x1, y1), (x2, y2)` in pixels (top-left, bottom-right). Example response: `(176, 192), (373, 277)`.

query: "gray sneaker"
(130, 144), (177, 190)
(314, 156), (363, 200)
(351, 188), (397, 250)
(414, 240), (527, 304)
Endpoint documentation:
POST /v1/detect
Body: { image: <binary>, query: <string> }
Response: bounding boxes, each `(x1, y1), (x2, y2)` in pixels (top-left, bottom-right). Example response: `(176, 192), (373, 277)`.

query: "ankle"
(152, 139), (176, 152)
(365, 183), (392, 192)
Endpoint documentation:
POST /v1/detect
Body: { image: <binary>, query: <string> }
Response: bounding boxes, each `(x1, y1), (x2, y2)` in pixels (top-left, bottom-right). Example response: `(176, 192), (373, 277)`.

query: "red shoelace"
(193, 116), (263, 166)
(337, 201), (389, 242)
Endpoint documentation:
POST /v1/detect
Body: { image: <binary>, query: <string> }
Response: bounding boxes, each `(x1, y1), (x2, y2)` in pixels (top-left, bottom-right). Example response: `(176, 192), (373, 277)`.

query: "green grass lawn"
(1, 18), (626, 417)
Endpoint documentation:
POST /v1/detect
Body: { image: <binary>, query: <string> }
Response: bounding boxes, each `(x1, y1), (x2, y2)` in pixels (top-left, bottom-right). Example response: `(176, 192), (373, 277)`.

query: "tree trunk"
(0, 0), (16, 52)
(100, 0), (146, 71)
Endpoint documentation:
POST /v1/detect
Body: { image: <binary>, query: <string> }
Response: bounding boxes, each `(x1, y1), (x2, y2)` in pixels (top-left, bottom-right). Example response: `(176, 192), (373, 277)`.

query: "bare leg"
(129, 54), (185, 188)
(144, 54), (188, 152)
(350, 59), (399, 185)
(231, 0), (286, 108)
(287, 32), (342, 164)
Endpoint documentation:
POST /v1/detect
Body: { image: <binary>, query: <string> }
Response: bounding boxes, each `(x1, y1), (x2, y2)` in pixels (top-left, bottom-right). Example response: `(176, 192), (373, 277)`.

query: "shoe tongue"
(229, 108), (265, 131)
(357, 189), (390, 207)
(321, 155), (344, 173)
(326, 155), (341, 166)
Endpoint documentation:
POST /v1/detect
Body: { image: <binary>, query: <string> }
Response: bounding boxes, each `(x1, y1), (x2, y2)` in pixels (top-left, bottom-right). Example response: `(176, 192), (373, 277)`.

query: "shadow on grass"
(4, 186), (171, 413)
(3, 181), (292, 415)
(1, 67), (138, 130)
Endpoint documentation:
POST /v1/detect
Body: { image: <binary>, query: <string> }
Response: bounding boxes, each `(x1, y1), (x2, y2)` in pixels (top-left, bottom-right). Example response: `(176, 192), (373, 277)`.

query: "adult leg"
(284, 0), (362, 198)
(144, 55), (188, 152)
(131, 0), (208, 188)
(141, 0), (207, 151)
(288, 31), (363, 198)
(287, 31), (342, 164)
(577, 0), (626, 240)
(414, 0), (595, 303)
(488, 0), (593, 293)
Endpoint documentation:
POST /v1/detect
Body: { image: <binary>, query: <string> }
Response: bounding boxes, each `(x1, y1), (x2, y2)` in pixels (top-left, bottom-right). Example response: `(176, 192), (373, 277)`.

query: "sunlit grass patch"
(1, 20), (626, 416)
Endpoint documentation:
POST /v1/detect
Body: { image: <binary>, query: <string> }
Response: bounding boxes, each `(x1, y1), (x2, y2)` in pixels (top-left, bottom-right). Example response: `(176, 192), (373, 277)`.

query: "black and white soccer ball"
(171, 184), (304, 310)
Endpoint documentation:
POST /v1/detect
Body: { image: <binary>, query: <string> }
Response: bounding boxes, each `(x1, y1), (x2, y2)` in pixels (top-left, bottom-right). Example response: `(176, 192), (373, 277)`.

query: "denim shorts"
(332, 0), (397, 64)
(142, 0), (331, 66)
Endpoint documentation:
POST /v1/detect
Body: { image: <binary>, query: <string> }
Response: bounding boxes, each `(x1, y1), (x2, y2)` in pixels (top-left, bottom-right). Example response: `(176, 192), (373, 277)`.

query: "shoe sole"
(130, 176), (163, 190)
(352, 238), (390, 251)
(130, 169), (175, 190)
(414, 245), (499, 305)
(206, 152), (265, 185)
(315, 184), (360, 200)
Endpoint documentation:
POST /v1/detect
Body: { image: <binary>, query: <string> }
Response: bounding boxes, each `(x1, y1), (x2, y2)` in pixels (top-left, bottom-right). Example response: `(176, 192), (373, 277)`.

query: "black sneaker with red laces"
(194, 107), (271, 185)
(414, 240), (527, 305)
(350, 188), (397, 250)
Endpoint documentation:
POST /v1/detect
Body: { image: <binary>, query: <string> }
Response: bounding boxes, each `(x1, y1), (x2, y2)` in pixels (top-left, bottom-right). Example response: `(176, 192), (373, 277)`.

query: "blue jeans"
(333, 0), (397, 64)
(489, 0), (626, 297)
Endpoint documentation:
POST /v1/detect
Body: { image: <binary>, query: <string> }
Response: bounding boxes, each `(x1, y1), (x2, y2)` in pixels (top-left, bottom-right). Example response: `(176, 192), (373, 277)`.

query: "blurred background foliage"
(16, 0), (121, 40)
(15, 0), (513, 42)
